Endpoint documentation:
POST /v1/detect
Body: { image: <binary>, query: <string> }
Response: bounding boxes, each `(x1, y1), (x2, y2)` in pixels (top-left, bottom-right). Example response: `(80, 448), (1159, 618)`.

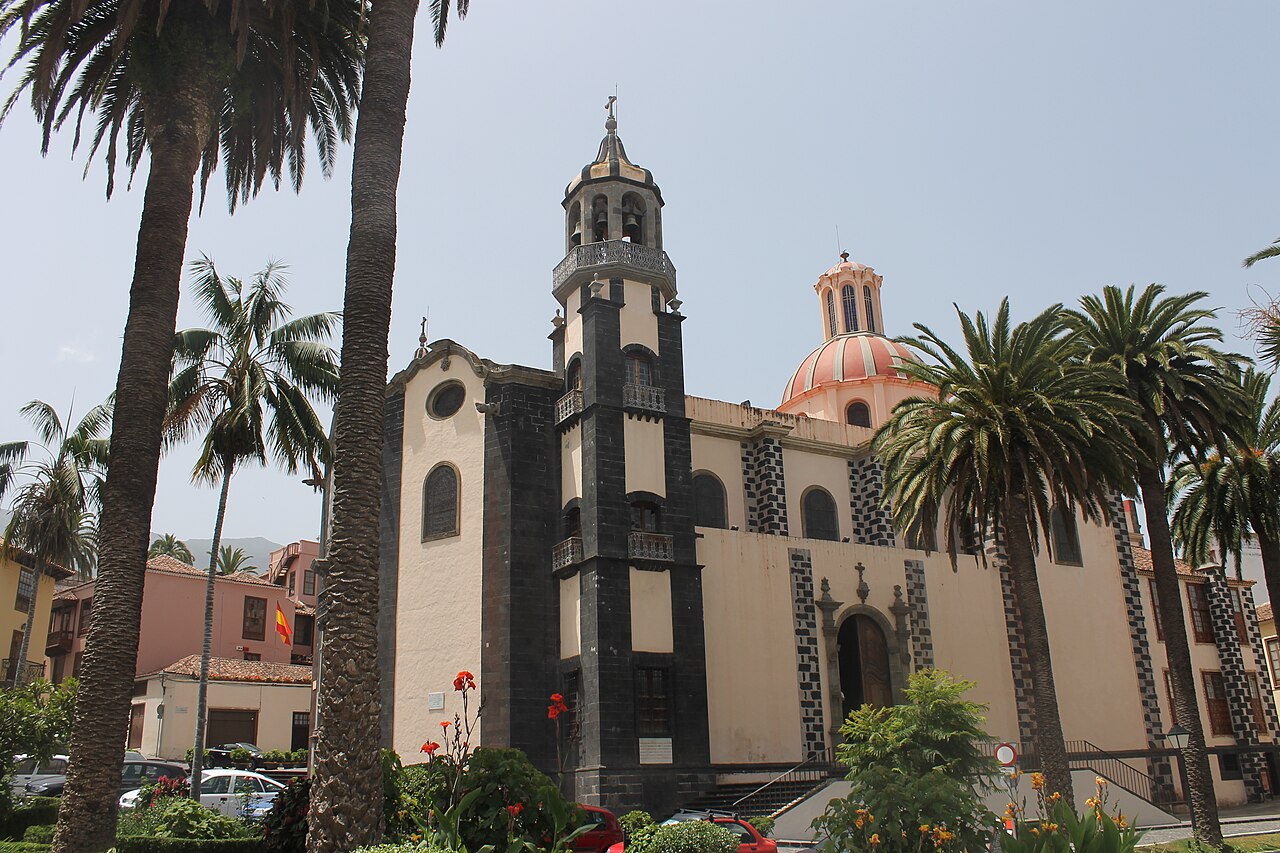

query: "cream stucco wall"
(560, 574), (581, 659)
(630, 568), (673, 653)
(563, 288), (583, 367)
(394, 356), (486, 757)
(134, 676), (311, 760)
(624, 418), (666, 497)
(619, 280), (659, 354)
(690, 434), (748, 531)
(783, 448), (853, 541)
(562, 425), (583, 503)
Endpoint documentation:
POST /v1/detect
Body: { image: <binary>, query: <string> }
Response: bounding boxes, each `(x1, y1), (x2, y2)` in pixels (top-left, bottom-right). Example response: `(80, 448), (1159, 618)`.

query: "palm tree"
(215, 545), (257, 575)
(307, 1), (467, 848)
(875, 299), (1136, 801)
(165, 256), (337, 801)
(1244, 238), (1280, 269)
(0, 400), (111, 687)
(1171, 369), (1280, 599)
(1066, 284), (1243, 846)
(0, 2), (362, 847)
(148, 535), (194, 565)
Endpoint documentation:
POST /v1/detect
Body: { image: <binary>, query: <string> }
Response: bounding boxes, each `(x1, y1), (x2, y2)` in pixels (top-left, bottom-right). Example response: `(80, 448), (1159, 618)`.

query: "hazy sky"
(1, 1), (1277, 545)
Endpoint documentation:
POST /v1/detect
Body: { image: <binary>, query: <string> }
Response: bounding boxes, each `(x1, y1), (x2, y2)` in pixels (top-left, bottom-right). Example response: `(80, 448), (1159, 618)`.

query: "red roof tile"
(152, 655), (311, 684)
(145, 555), (275, 586)
(1257, 601), (1273, 623)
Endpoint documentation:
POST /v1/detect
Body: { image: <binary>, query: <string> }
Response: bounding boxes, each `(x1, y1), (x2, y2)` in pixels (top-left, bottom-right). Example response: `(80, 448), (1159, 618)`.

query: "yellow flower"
(1096, 776), (1107, 786)
(870, 834), (881, 846)
(1048, 791), (1062, 802)
(920, 825), (931, 833)
(855, 818), (866, 830)
(1030, 828), (1040, 836)
(1030, 773), (1046, 791)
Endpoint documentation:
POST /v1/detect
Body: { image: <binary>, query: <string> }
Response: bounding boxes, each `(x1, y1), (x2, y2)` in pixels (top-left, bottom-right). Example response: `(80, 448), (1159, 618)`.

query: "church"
(373, 111), (1278, 814)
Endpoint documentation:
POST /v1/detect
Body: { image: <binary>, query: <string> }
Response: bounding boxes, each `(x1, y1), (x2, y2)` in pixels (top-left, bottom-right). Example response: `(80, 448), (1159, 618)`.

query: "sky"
(1, 1), (1277, 545)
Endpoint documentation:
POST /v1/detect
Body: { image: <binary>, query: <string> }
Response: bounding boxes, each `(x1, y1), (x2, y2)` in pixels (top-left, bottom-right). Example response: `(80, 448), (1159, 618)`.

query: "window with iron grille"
(1150, 580), (1164, 641)
(1187, 584), (1214, 644)
(802, 488), (839, 542)
(1203, 671), (1232, 736)
(692, 474), (728, 530)
(635, 667), (671, 738)
(288, 572), (295, 596)
(841, 284), (858, 332)
(825, 290), (837, 338)
(242, 596), (267, 641)
(563, 669), (581, 741)
(295, 614), (314, 647)
(14, 568), (35, 613)
(1231, 587), (1248, 643)
(77, 598), (92, 633)
(625, 353), (654, 387)
(1163, 670), (1178, 725)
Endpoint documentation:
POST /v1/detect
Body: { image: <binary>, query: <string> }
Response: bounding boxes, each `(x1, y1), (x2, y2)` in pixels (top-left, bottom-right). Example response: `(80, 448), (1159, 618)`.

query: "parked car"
(10, 755), (67, 797)
(20, 756), (184, 798)
(205, 742), (263, 768)
(121, 768), (285, 818)
(572, 805), (624, 852)
(606, 809), (778, 853)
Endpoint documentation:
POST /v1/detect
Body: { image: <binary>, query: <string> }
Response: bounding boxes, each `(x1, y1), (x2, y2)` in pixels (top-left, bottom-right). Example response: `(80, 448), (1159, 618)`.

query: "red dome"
(782, 332), (916, 403)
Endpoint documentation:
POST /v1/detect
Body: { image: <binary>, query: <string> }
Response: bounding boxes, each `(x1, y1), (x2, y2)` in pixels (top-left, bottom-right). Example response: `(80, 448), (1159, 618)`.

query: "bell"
(570, 221), (583, 239)
(623, 212), (638, 229)
(595, 207), (609, 226)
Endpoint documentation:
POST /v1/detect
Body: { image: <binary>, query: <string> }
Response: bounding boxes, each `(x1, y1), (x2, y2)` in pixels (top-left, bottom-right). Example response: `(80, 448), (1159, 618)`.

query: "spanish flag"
(275, 603), (292, 646)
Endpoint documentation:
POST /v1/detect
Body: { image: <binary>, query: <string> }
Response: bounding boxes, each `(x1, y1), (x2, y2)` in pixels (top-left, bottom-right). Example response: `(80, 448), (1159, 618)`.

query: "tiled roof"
(1258, 601), (1273, 623)
(294, 601), (317, 616)
(153, 655), (311, 684)
(145, 555), (275, 587)
(0, 539), (75, 580)
(1132, 547), (1200, 578)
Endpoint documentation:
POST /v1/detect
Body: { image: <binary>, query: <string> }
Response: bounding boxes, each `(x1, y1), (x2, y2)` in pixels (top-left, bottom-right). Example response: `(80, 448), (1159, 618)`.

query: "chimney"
(1123, 499), (1145, 552)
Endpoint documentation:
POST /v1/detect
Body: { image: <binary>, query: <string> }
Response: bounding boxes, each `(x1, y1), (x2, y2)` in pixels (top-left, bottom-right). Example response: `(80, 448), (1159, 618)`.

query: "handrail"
(1066, 739), (1176, 807)
(731, 753), (825, 809)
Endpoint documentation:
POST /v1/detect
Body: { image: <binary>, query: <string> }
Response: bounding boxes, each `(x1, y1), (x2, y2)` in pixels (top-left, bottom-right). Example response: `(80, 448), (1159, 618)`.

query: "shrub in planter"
(18, 827), (51, 845)
(261, 778), (310, 853)
(747, 816), (774, 838)
(642, 821), (737, 853)
(618, 810), (654, 842)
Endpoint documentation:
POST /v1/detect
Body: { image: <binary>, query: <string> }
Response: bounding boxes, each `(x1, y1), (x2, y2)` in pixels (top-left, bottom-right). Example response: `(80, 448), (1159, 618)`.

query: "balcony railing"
(45, 629), (74, 656)
(556, 390), (584, 425)
(552, 537), (584, 572)
(623, 384), (666, 414)
(552, 240), (677, 293)
(628, 532), (674, 562)
(1, 660), (46, 689)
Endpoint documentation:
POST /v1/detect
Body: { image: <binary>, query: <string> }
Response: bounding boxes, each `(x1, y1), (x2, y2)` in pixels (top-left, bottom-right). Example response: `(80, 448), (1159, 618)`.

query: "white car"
(119, 768), (286, 817)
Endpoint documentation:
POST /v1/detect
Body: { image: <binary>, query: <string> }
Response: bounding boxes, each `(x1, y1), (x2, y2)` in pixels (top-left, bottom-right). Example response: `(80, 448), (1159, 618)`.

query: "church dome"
(782, 332), (917, 405)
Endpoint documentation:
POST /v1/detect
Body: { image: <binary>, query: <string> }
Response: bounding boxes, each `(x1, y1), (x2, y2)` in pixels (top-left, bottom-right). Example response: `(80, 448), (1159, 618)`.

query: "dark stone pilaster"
(848, 457), (896, 546)
(480, 380), (561, 771)
(742, 431), (789, 535)
(903, 559), (934, 670)
(1204, 570), (1268, 802)
(788, 548), (826, 759)
(378, 390), (405, 748)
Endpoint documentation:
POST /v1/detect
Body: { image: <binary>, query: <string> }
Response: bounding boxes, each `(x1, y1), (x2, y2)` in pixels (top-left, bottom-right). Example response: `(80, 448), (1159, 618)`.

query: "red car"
(574, 805), (625, 852)
(605, 814), (777, 853)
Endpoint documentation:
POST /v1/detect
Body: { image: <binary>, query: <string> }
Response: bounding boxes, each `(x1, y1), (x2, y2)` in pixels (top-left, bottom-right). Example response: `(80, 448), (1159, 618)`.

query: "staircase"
(684, 758), (838, 818)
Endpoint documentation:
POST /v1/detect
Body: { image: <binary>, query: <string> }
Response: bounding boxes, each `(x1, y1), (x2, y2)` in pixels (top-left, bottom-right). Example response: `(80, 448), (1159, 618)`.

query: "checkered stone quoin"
(789, 548), (826, 759)
(742, 438), (788, 535)
(848, 457), (895, 546)
(1242, 585), (1280, 740)
(988, 531), (1038, 748)
(904, 559), (934, 670)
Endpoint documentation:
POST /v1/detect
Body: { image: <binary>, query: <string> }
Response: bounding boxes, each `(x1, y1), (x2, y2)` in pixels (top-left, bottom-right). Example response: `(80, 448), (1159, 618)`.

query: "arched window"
(1050, 506), (1082, 565)
(631, 501), (661, 532)
(841, 284), (859, 333)
(802, 488), (840, 541)
(567, 360), (582, 392)
(846, 401), (871, 428)
(692, 474), (728, 529)
(591, 195), (609, 242)
(422, 464), (459, 540)
(825, 290), (838, 338)
(621, 193), (645, 244)
(626, 351), (654, 387)
(904, 516), (937, 551)
(864, 285), (876, 334)
(564, 506), (582, 539)
(568, 201), (582, 248)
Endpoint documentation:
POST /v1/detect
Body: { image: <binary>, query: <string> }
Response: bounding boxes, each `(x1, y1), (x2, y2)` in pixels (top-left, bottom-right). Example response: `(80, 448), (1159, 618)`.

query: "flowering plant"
(548, 691), (577, 792)
(1001, 776), (1144, 853)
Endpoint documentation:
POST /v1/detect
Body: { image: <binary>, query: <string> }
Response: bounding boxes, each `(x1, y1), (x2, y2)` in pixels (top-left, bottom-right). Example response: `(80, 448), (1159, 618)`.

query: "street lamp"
(1165, 723), (1194, 834)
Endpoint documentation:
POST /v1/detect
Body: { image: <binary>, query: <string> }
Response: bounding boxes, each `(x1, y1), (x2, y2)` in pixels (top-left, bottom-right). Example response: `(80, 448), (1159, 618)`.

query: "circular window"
(427, 382), (466, 419)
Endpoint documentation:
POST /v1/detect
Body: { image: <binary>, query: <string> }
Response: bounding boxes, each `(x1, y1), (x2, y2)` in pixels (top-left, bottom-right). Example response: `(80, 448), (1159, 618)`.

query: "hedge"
(2, 799), (60, 841)
(113, 838), (266, 853)
(0, 843), (50, 852)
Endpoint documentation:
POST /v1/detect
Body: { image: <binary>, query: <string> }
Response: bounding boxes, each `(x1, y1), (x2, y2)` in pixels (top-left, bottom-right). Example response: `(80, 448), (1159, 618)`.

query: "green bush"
(261, 778), (309, 853)
(148, 798), (257, 841)
(2, 799), (59, 841)
(641, 821), (737, 853)
(117, 801), (167, 839)
(113, 838), (266, 853)
(746, 815), (774, 838)
(619, 810), (654, 842)
(18, 827), (50, 844)
(351, 846), (457, 852)
(0, 843), (50, 852)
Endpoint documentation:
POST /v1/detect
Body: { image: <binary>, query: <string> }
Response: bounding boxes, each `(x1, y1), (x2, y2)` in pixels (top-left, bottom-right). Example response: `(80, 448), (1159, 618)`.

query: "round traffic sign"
(994, 742), (1018, 766)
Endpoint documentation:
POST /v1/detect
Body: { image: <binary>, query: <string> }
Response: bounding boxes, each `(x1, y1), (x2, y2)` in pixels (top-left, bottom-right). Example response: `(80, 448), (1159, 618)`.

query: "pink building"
(48, 555), (301, 682)
(265, 540), (318, 666)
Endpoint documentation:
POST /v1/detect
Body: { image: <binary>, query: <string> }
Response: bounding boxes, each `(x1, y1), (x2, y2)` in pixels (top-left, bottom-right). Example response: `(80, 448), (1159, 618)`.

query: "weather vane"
(606, 94), (617, 120)
(414, 314), (429, 360)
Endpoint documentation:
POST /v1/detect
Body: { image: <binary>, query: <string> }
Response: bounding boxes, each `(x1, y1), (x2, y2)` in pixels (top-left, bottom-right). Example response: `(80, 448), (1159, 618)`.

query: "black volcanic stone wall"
(378, 389), (405, 748)
(481, 380), (561, 771)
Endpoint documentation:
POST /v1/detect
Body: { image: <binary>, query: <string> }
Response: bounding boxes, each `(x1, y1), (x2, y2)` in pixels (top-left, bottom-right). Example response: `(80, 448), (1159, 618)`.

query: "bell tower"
(548, 102), (712, 812)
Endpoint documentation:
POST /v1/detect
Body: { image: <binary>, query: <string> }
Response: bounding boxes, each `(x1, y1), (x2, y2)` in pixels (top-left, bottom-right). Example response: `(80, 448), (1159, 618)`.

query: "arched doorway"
(837, 614), (893, 720)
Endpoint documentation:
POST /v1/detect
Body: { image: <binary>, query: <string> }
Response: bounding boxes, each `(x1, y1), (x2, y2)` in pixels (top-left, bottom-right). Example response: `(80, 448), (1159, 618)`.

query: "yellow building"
(0, 542), (72, 686)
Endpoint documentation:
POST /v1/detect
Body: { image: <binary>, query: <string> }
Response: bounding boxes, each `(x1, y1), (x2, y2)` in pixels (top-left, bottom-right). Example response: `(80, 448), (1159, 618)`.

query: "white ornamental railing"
(552, 537), (584, 571)
(623, 384), (666, 413)
(628, 532), (674, 562)
(552, 240), (677, 291)
(556, 390), (583, 425)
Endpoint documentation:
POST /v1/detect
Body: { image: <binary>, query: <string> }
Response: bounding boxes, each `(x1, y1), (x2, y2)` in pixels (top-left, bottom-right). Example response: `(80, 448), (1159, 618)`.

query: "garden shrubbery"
(113, 839), (266, 853)
(1, 799), (59, 842)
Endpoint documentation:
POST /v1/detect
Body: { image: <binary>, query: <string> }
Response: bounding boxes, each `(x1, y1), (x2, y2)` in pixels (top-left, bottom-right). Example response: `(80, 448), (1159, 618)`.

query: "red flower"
(548, 706), (561, 720)
(453, 670), (476, 691)
(550, 693), (564, 703)
(441, 720), (450, 729)
(420, 741), (440, 756)
(507, 803), (525, 817)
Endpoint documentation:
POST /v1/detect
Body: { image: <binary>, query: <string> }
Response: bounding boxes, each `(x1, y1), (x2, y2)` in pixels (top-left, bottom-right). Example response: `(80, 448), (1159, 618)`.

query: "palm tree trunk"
(1003, 494), (1074, 802)
(190, 461), (234, 801)
(1139, 467), (1223, 845)
(307, 0), (419, 848)
(52, 67), (216, 853)
(13, 556), (46, 689)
